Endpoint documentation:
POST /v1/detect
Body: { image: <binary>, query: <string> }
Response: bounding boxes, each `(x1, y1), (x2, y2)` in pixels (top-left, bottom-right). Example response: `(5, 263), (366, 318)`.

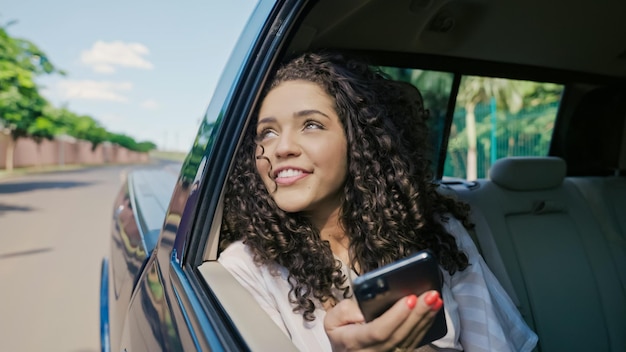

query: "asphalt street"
(0, 160), (181, 352)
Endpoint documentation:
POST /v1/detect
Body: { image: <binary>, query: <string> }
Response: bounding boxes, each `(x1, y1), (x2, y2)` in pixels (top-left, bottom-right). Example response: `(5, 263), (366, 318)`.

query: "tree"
(29, 103), (66, 142)
(135, 141), (157, 153)
(0, 24), (158, 170)
(52, 107), (109, 150)
(107, 132), (157, 153)
(0, 24), (62, 171)
(455, 77), (523, 180)
(450, 78), (563, 179)
(23, 104), (64, 167)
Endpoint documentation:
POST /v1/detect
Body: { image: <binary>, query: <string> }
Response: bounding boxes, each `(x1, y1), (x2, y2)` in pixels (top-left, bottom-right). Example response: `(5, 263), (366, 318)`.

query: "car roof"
(287, 0), (626, 80)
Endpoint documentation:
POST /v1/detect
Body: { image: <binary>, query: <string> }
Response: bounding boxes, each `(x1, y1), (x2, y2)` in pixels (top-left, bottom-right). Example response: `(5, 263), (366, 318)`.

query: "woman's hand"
(324, 290), (443, 352)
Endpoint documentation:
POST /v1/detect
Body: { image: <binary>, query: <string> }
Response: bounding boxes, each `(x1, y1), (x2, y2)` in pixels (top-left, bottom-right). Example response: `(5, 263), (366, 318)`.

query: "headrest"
(490, 157), (566, 191)
(558, 87), (626, 175)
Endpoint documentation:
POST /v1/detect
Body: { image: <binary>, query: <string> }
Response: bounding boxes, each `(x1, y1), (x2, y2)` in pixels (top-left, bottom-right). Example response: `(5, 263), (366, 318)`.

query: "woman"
(218, 51), (537, 351)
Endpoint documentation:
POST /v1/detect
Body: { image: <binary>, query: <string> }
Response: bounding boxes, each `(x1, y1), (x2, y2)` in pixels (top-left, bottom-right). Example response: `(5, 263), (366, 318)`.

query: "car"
(100, 0), (626, 351)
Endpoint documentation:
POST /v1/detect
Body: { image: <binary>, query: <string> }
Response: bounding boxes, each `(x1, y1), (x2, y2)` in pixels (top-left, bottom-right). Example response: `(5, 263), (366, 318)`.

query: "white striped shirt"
(218, 217), (538, 351)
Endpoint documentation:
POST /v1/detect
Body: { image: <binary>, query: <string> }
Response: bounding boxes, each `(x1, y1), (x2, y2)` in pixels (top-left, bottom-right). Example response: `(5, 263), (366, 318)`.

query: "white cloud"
(81, 41), (154, 74)
(92, 64), (116, 74)
(140, 99), (159, 110)
(57, 80), (133, 102)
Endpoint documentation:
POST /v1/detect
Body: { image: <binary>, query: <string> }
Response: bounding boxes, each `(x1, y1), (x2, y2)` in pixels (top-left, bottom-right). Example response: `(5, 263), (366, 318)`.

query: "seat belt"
(467, 206), (521, 307)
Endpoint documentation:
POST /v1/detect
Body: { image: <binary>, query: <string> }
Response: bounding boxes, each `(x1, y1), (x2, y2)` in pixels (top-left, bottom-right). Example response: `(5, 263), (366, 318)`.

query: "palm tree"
(455, 76), (523, 180)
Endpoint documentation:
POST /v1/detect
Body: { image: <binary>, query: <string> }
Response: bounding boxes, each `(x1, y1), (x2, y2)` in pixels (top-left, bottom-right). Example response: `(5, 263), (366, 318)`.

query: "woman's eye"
(303, 120), (324, 130)
(256, 128), (277, 141)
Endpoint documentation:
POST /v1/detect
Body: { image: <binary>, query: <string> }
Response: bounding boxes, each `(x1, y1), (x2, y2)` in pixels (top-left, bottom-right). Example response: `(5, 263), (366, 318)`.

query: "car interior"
(196, 0), (626, 351)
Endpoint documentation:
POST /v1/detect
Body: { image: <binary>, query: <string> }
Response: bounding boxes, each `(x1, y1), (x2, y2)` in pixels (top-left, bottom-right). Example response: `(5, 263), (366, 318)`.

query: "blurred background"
(0, 1), (256, 351)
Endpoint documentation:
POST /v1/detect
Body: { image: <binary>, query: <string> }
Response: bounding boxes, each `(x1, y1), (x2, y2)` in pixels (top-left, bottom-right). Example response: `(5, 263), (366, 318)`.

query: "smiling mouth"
(276, 169), (304, 178)
(274, 168), (309, 184)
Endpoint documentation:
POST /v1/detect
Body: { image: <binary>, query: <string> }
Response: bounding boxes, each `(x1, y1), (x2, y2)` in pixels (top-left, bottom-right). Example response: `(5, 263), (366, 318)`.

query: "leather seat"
(446, 156), (626, 352)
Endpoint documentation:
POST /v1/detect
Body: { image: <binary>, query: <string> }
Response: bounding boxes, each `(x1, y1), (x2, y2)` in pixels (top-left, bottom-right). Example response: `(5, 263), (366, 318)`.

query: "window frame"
(163, 0), (315, 350)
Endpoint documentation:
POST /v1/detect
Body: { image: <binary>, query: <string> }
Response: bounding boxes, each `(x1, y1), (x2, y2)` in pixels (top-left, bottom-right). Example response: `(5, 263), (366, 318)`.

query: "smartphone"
(352, 249), (447, 346)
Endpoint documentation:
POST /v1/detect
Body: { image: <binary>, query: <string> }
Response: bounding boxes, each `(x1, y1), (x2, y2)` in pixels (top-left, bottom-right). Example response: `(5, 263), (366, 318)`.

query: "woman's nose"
(274, 131), (300, 158)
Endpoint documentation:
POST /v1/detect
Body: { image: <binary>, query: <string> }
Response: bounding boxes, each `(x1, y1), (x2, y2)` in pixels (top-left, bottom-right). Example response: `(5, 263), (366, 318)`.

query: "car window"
(445, 76), (564, 180)
(378, 66), (455, 175)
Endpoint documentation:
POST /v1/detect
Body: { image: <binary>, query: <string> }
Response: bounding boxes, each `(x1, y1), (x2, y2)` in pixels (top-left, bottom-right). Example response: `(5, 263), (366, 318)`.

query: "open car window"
(379, 66), (455, 175)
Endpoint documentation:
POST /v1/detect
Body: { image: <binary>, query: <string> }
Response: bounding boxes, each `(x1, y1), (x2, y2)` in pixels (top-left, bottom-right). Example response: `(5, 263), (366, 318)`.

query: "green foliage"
(107, 132), (157, 152)
(444, 100), (562, 178)
(136, 141), (158, 152)
(45, 106), (110, 150)
(28, 115), (58, 142)
(378, 66), (564, 180)
(0, 25), (62, 142)
(0, 24), (157, 162)
(0, 84), (48, 140)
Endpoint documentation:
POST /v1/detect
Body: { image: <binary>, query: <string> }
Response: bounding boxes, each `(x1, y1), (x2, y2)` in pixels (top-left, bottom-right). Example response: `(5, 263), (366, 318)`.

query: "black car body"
(101, 0), (626, 351)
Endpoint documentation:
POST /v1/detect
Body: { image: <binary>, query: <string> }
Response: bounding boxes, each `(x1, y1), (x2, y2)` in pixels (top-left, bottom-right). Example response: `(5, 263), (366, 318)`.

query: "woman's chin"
(276, 203), (306, 214)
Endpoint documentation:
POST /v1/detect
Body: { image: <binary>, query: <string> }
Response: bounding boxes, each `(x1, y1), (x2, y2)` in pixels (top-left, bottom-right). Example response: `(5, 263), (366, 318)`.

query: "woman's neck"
(309, 207), (351, 265)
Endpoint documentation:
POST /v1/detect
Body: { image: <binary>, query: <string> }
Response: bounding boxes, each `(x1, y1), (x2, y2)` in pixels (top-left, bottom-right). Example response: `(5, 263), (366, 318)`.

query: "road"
(0, 160), (181, 352)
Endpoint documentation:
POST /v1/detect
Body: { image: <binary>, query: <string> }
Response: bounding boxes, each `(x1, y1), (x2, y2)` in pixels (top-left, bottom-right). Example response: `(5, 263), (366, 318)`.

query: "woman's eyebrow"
(294, 109), (330, 119)
(258, 110), (330, 125)
(257, 116), (276, 125)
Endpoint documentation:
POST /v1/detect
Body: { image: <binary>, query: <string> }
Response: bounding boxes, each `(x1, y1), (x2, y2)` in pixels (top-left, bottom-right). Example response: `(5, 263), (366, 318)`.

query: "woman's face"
(255, 80), (348, 217)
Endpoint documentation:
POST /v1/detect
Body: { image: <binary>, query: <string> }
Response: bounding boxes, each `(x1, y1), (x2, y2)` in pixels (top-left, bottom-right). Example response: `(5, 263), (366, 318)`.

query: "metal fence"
(444, 100), (560, 179)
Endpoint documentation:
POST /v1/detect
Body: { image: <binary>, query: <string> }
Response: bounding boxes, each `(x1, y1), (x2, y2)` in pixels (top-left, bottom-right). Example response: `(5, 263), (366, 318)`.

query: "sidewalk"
(0, 151), (183, 182)
(0, 164), (93, 182)
(0, 157), (174, 182)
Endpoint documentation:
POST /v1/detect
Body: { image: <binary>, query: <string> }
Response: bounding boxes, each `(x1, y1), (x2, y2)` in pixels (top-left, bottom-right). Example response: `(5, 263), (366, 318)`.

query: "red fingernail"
(424, 291), (439, 305)
(406, 295), (417, 309)
(430, 297), (443, 311)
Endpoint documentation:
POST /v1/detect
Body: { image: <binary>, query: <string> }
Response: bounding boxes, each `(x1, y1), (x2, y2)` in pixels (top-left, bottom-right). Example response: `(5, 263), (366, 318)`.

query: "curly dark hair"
(220, 50), (470, 322)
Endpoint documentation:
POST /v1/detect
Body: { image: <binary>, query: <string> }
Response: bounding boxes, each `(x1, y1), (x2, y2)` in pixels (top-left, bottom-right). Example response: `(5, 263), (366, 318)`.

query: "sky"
(3, 0), (258, 152)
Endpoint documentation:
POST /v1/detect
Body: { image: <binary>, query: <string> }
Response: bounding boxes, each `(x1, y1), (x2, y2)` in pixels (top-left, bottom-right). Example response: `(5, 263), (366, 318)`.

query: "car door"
(115, 1), (308, 351)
